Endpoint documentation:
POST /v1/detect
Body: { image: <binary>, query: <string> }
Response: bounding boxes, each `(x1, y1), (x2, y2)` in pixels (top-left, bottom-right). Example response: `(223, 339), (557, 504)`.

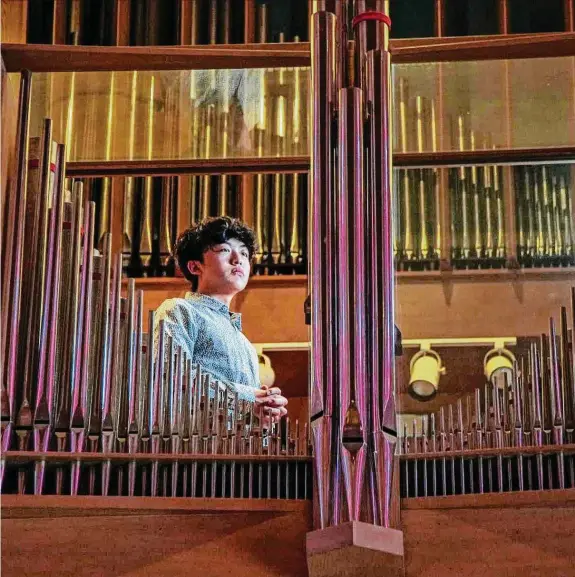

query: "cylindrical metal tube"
(367, 46), (396, 528)
(2, 71), (33, 441)
(310, 9), (336, 530)
(338, 86), (366, 523)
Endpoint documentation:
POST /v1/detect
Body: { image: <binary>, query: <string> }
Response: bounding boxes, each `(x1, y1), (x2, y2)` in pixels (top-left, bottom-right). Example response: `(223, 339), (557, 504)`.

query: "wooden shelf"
(64, 147), (575, 178)
(1, 42), (310, 72)
(395, 267), (575, 284)
(2, 451), (311, 465)
(124, 274), (308, 291)
(3, 33), (575, 73)
(124, 268), (575, 291)
(66, 157), (311, 178)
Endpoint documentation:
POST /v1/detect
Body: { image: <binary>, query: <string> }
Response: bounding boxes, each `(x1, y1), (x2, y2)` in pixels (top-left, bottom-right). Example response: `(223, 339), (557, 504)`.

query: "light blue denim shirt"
(153, 292), (259, 402)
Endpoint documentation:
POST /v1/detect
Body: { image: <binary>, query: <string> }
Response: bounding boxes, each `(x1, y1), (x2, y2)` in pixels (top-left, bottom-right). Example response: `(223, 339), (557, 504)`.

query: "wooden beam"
(3, 33), (575, 72)
(63, 147), (575, 178)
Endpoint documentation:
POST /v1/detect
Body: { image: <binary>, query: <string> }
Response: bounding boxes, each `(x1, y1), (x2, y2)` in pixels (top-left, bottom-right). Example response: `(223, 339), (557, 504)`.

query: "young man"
(154, 216), (288, 424)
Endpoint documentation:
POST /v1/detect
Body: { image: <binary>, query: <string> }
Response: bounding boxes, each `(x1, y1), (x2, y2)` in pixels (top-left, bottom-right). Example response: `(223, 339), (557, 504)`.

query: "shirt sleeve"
(233, 383), (257, 403)
(153, 298), (198, 361)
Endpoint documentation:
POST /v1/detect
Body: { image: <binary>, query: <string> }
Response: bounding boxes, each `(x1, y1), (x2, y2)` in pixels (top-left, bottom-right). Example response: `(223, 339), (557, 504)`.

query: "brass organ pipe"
(541, 167), (554, 256)
(534, 168), (545, 257)
(200, 106), (215, 219)
(218, 0), (232, 214)
(559, 175), (573, 258)
(253, 1), (269, 264)
(552, 174), (563, 258)
(209, 0), (218, 45)
(415, 95), (428, 259)
(524, 167), (534, 257)
(123, 71), (138, 264)
(289, 37), (303, 264)
(140, 75), (155, 269)
(270, 33), (287, 264)
(96, 72), (116, 251)
(159, 177), (174, 269)
(398, 78), (412, 260)
(457, 115), (470, 259)
(493, 156), (504, 258)
(470, 130), (481, 258)
(431, 99), (440, 259)
(482, 137), (494, 258)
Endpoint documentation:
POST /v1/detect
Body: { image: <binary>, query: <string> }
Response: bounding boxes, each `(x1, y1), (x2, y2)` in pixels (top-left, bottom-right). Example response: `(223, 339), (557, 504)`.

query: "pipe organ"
(2, 0), (575, 576)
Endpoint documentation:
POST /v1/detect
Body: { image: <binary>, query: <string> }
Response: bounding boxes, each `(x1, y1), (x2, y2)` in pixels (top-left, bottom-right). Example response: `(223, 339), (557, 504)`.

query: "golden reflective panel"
(22, 67), (311, 162)
(393, 56), (575, 153)
(11, 55), (575, 162)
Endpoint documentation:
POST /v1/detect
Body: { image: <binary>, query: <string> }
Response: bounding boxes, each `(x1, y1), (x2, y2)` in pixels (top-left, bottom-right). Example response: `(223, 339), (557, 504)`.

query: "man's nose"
(230, 251), (241, 264)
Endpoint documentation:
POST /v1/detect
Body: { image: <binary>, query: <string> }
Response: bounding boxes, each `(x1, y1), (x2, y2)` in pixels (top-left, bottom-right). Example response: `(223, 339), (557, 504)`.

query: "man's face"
(188, 237), (251, 295)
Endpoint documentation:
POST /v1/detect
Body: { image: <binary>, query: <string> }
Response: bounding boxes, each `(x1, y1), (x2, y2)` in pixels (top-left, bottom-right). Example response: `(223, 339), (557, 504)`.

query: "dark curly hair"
(174, 216), (258, 290)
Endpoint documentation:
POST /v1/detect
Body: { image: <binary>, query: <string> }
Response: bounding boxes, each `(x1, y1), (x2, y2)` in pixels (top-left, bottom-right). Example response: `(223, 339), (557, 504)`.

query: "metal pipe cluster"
(309, 0), (397, 530)
(395, 80), (442, 270)
(1, 72), (311, 499)
(448, 114), (506, 269)
(400, 288), (575, 497)
(515, 165), (575, 268)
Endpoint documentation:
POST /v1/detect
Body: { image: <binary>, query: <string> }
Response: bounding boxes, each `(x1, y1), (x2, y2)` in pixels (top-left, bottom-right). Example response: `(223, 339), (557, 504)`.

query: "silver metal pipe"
(310, 9), (336, 530)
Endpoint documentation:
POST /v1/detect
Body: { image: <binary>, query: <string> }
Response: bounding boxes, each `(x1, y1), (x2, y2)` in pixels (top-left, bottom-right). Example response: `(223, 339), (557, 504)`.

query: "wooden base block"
(306, 522), (404, 577)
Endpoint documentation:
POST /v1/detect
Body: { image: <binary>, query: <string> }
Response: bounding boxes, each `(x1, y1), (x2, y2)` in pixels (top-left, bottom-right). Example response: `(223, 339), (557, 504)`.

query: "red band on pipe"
(352, 11), (391, 29)
(28, 159), (57, 171)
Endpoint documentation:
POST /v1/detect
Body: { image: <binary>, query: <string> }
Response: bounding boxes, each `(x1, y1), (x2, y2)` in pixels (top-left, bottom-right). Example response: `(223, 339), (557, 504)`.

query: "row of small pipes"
(515, 165), (575, 267)
(79, 161), (573, 278)
(1, 74), (311, 498)
(400, 290), (575, 497)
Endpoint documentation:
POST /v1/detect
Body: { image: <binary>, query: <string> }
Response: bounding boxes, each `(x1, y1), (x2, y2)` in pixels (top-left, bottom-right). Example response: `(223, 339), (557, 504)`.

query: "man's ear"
(187, 260), (202, 276)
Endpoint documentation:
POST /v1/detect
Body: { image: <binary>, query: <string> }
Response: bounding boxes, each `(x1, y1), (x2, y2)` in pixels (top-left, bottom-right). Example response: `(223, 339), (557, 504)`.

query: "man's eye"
(241, 252), (249, 258)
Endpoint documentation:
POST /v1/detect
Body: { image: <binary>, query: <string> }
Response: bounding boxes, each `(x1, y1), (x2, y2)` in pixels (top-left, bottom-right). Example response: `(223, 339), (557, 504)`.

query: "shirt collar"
(185, 292), (243, 330)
